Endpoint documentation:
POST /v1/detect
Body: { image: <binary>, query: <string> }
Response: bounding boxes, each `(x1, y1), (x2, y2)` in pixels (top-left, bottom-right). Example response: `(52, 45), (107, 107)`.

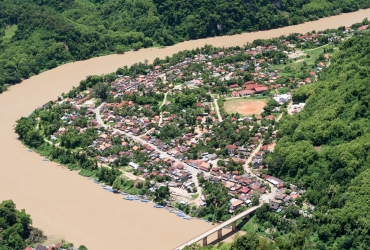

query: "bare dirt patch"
(225, 99), (267, 115)
(268, 142), (276, 151)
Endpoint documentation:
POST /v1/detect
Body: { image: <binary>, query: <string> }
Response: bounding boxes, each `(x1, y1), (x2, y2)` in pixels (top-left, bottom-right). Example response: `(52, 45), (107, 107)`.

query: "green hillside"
(1, 0), (370, 92)
(264, 32), (370, 248)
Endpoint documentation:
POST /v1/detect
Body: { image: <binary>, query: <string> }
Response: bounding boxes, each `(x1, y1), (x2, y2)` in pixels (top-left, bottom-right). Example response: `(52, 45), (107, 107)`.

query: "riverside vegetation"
(0, 200), (88, 250)
(1, 0), (370, 91)
(0, 200), (45, 249)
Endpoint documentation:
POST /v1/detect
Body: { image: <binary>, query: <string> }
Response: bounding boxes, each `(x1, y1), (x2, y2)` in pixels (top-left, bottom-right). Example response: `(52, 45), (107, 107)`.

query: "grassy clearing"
(274, 44), (335, 72)
(121, 166), (133, 172)
(240, 215), (259, 233)
(191, 194), (199, 200)
(3, 25), (18, 40)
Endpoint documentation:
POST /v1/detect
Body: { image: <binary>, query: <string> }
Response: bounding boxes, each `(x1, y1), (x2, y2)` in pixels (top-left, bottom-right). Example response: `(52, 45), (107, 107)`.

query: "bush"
(132, 42), (143, 51)
(115, 45), (126, 54)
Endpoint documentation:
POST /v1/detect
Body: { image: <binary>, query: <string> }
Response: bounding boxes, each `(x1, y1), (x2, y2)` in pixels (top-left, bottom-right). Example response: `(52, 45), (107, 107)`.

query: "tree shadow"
(207, 217), (251, 245)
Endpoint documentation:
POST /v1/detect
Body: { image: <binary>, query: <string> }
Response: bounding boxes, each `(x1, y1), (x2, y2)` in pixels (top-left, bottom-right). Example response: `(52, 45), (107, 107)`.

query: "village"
(33, 24), (368, 219)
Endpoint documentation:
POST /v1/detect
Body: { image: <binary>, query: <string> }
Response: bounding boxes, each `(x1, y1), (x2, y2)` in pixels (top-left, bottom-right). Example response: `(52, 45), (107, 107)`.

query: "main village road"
(213, 98), (223, 122)
(94, 103), (203, 197)
(241, 111), (285, 203)
(159, 92), (169, 125)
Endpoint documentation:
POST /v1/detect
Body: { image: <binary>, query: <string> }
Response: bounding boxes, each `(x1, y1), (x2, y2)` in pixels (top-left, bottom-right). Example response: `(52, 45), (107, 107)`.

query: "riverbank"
(1, 9), (370, 250)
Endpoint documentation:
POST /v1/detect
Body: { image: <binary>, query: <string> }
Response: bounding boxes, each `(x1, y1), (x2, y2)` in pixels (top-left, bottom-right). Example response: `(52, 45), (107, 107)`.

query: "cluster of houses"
(177, 47), (289, 97)
(260, 174), (308, 213)
(199, 169), (268, 209)
(42, 34), (320, 208)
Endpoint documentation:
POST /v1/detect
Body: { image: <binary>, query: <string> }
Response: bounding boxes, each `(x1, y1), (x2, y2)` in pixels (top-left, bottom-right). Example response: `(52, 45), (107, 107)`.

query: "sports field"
(224, 98), (267, 115)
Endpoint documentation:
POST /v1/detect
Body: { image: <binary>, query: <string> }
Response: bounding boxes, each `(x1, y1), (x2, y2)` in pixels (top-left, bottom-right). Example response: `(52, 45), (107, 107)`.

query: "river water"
(1, 9), (370, 250)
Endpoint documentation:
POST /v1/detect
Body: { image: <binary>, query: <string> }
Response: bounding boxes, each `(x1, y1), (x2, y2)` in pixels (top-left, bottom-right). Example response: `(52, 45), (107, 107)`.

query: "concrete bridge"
(174, 204), (262, 249)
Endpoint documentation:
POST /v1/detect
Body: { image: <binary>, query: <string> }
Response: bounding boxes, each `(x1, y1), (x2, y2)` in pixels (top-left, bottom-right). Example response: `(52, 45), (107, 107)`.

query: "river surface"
(1, 9), (370, 250)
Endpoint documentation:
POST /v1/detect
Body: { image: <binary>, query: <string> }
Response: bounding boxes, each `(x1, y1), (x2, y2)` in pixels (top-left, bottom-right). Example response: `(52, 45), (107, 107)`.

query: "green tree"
(93, 82), (109, 100)
(154, 186), (170, 205)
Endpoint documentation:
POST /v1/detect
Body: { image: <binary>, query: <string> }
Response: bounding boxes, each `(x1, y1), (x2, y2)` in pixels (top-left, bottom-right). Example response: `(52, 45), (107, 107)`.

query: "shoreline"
(1, 9), (370, 250)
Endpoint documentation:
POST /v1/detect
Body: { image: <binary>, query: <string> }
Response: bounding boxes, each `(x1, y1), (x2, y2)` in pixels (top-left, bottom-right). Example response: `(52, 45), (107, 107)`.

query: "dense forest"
(1, 0), (370, 91)
(262, 32), (370, 248)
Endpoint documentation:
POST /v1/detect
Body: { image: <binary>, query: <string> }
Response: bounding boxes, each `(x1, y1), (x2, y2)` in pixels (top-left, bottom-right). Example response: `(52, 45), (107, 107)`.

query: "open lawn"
(224, 98), (267, 115)
(273, 44), (335, 74)
(2, 25), (18, 40)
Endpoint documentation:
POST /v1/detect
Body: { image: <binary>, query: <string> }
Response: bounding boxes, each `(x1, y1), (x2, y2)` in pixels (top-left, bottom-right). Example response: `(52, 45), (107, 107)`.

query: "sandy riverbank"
(1, 9), (370, 250)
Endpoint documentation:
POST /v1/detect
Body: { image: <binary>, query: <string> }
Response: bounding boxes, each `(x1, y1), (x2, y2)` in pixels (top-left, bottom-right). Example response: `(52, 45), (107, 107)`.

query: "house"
(269, 200), (280, 211)
(226, 144), (236, 153)
(231, 91), (239, 97)
(196, 102), (204, 107)
(254, 86), (268, 93)
(231, 199), (244, 209)
(239, 187), (250, 194)
(358, 25), (369, 31)
(266, 176), (284, 186)
(273, 94), (291, 104)
(129, 162), (140, 170)
(239, 89), (255, 96)
(36, 245), (47, 250)
(265, 115), (275, 121)
(207, 153), (218, 161)
(261, 145), (269, 151)
(275, 194), (287, 201)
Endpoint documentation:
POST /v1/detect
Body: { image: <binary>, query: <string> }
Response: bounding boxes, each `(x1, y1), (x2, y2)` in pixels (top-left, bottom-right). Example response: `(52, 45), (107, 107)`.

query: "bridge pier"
(232, 221), (237, 231)
(202, 237), (207, 246)
(217, 229), (222, 239)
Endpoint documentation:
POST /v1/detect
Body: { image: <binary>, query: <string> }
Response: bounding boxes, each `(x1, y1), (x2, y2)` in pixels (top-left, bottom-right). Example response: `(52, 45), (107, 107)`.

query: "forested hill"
(1, 0), (370, 91)
(265, 32), (370, 248)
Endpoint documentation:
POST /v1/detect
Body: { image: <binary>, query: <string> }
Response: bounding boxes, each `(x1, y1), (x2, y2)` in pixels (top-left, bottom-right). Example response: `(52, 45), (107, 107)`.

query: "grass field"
(273, 44), (335, 75)
(3, 25), (18, 40)
(224, 98), (267, 115)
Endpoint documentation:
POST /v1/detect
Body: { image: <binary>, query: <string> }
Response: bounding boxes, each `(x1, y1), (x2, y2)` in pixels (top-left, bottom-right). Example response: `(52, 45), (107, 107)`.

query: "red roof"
(239, 187), (251, 194)
(239, 89), (255, 95)
(265, 115), (275, 121)
(358, 25), (369, 31)
(245, 84), (263, 90)
(254, 86), (268, 92)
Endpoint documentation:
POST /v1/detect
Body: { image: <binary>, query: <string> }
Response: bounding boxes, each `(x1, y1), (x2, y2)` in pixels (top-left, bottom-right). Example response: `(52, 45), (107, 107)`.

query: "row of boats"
(168, 209), (192, 220)
(91, 178), (193, 220)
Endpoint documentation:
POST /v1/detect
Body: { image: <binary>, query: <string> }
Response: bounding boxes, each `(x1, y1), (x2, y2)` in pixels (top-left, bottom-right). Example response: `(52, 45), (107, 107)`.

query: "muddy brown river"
(1, 9), (370, 250)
